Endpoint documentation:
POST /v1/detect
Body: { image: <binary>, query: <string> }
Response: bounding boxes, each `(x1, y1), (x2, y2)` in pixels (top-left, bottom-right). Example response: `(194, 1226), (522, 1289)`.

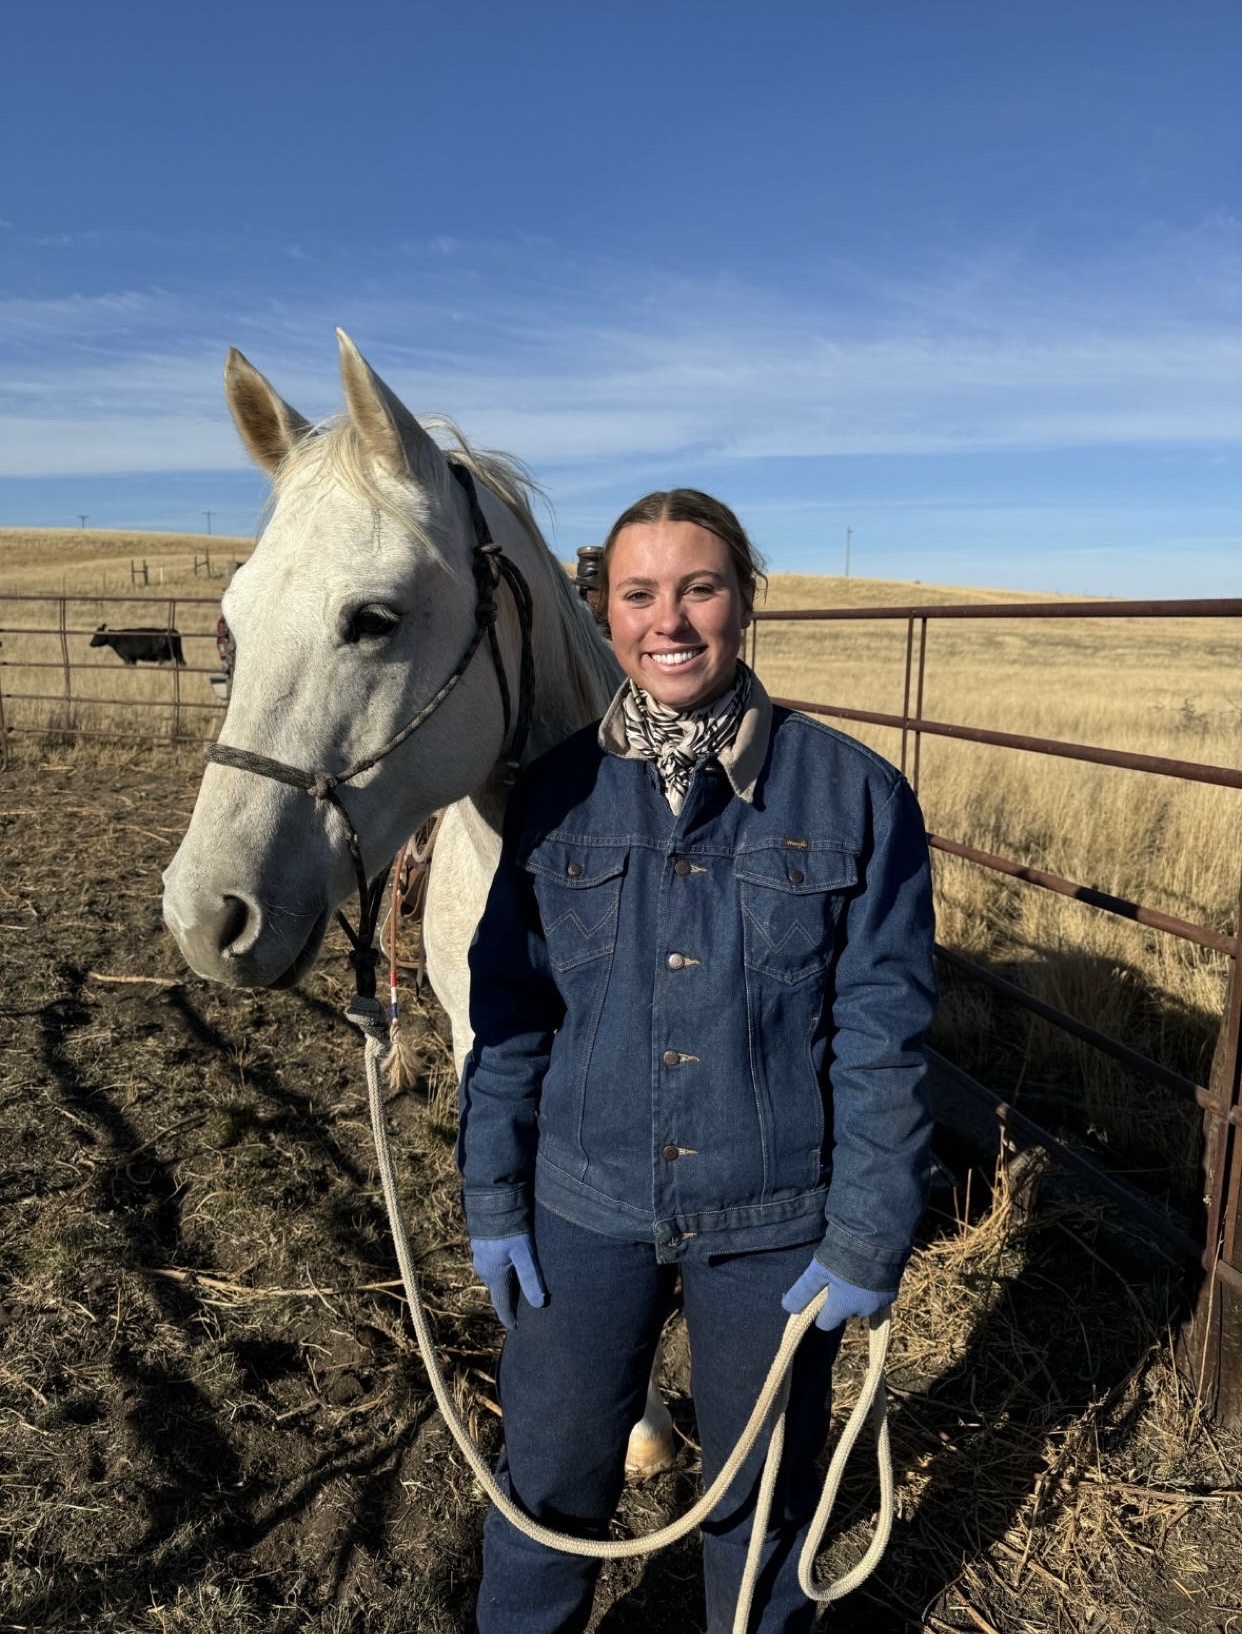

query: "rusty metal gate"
(0, 592), (226, 762)
(749, 595), (1242, 1423)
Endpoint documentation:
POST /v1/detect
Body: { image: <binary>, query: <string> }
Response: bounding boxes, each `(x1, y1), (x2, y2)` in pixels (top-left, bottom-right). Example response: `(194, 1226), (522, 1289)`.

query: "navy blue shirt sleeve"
(456, 784), (566, 1240)
(815, 775), (937, 1289)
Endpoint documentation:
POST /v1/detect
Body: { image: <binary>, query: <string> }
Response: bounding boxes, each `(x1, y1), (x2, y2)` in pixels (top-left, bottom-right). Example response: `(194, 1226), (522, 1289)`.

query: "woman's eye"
(346, 605), (400, 642)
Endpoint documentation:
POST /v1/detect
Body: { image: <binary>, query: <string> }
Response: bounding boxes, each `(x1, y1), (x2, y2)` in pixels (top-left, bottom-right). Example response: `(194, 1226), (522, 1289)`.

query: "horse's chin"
(267, 909), (331, 989)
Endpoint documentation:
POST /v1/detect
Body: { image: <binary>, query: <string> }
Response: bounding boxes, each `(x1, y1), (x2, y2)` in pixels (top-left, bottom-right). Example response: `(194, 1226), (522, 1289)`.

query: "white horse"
(161, 331), (673, 1475)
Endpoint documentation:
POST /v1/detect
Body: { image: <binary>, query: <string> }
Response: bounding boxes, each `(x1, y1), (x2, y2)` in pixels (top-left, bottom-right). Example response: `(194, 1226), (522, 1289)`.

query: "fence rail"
(925, 833), (1237, 957)
(759, 597), (1242, 622)
(773, 697), (1242, 790)
(750, 595), (1242, 1418)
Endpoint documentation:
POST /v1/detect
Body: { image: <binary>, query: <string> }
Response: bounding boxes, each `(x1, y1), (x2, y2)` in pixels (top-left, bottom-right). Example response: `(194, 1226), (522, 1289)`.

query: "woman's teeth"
(649, 650), (700, 667)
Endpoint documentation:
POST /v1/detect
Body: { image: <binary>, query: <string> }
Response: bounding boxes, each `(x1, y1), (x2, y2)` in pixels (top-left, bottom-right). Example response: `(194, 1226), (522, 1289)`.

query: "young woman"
(457, 491), (937, 1633)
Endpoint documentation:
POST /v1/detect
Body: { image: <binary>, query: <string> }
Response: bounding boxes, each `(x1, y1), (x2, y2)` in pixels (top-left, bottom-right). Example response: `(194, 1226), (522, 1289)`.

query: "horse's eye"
(346, 605), (400, 643)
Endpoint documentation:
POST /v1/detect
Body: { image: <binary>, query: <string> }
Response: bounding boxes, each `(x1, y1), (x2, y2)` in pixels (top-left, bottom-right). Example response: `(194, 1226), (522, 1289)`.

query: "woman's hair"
(596, 489), (767, 619)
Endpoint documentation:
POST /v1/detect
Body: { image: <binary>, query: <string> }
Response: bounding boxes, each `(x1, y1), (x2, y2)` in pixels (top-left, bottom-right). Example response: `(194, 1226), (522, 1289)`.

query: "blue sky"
(2, 0), (1240, 595)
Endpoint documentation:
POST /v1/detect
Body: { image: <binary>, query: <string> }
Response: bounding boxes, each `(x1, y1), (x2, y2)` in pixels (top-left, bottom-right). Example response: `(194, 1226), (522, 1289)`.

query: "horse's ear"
(224, 349), (312, 473)
(336, 329), (446, 485)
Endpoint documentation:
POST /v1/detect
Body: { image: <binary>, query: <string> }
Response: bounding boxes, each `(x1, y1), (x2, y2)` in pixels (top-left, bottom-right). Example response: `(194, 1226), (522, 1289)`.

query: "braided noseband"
(206, 462), (535, 999)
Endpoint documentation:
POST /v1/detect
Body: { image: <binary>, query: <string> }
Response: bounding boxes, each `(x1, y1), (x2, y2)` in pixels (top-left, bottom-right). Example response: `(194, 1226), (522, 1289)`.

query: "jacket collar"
(597, 668), (773, 804)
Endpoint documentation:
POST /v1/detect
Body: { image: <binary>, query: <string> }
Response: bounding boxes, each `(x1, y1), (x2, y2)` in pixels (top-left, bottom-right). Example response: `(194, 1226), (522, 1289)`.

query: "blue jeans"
(474, 1204), (840, 1634)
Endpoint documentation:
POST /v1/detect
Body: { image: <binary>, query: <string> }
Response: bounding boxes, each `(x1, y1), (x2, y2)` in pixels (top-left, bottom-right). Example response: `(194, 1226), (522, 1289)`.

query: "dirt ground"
(2, 743), (1240, 1633)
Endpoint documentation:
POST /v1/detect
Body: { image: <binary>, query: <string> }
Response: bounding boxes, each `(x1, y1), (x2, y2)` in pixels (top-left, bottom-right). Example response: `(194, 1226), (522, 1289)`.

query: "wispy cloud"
(1, 220), (1240, 480)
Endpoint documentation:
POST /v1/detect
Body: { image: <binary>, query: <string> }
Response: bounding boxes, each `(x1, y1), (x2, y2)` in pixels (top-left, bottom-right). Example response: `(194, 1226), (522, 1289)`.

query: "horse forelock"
(265, 415), (438, 547)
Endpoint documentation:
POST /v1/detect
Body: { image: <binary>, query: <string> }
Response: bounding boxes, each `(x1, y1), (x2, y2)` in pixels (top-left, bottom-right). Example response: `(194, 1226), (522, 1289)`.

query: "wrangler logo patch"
(783, 837), (809, 849)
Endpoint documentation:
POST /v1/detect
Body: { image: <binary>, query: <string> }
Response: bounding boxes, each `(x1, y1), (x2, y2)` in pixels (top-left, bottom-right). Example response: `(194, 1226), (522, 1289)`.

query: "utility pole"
(845, 527), (852, 579)
(78, 514), (88, 530)
(203, 510), (215, 536)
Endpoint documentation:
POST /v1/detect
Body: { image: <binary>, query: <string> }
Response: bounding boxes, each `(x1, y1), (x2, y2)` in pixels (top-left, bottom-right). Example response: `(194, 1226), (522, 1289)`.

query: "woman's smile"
(646, 645), (705, 668)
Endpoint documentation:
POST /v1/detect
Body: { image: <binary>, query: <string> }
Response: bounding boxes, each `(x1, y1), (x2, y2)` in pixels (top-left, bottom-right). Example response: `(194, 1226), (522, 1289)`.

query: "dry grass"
(829, 1143), (1242, 1633)
(0, 525), (252, 596)
(3, 723), (1240, 1632)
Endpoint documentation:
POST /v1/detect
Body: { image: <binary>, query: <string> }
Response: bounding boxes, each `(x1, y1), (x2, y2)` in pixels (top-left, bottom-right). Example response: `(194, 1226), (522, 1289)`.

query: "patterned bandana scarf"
(622, 662), (753, 813)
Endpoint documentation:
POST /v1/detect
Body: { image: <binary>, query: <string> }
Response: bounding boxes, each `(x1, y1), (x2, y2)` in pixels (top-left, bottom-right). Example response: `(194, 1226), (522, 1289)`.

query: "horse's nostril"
(219, 894), (252, 953)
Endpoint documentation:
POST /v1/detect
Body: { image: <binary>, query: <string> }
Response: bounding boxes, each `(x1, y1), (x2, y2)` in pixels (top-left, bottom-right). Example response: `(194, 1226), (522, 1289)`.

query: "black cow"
(90, 624), (186, 665)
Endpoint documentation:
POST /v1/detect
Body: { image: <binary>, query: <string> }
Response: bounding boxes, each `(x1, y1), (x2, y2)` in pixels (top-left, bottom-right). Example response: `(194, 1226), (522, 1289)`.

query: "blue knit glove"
(470, 1232), (548, 1329)
(781, 1258), (896, 1332)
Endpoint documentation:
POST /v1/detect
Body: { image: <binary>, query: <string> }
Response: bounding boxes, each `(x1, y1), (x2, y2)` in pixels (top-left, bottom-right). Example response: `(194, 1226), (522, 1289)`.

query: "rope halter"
(205, 462), (536, 999)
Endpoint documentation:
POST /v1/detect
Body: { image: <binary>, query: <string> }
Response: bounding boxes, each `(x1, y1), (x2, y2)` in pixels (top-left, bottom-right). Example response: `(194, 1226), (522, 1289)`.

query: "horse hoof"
(624, 1418), (676, 1481)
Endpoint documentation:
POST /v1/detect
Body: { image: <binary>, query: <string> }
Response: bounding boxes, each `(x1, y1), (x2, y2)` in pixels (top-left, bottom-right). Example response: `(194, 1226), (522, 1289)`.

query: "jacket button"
(661, 1144), (680, 1162)
(674, 859), (692, 876)
(662, 1049), (680, 1067)
(667, 952), (686, 971)
(788, 868), (805, 884)
(565, 861), (583, 877)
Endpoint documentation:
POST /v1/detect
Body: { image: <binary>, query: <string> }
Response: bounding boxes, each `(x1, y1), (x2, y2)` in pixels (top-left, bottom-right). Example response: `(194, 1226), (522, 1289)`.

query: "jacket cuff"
(462, 1184), (533, 1241)
(814, 1223), (907, 1292)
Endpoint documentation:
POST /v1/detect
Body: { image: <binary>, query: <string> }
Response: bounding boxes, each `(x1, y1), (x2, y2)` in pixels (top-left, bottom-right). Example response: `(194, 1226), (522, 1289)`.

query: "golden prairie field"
(754, 572), (1242, 1197)
(3, 530), (1239, 1194)
(0, 525), (253, 596)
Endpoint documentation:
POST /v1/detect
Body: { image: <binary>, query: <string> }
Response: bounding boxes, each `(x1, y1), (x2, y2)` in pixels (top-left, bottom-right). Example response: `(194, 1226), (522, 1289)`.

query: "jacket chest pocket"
(735, 846), (859, 985)
(524, 841), (628, 972)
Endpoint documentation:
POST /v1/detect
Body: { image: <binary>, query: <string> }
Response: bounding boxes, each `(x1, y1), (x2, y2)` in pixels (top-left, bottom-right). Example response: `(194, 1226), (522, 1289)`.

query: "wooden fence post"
(1178, 873), (1242, 1424)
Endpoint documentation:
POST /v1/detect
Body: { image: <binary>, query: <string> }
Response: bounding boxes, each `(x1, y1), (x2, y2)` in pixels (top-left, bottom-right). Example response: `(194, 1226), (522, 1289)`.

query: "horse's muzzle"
(162, 876), (330, 990)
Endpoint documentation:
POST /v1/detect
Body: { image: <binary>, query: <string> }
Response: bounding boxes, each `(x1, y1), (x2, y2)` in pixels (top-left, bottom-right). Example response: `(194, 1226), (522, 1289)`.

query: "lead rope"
(345, 998), (895, 1632)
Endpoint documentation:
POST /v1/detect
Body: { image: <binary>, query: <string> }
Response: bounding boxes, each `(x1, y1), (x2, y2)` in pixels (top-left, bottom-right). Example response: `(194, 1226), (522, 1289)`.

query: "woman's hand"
(470, 1232), (549, 1329)
(781, 1258), (895, 1332)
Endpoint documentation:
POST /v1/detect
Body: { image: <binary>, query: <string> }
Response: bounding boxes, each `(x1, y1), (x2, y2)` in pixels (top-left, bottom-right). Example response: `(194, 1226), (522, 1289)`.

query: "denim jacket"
(457, 675), (937, 1290)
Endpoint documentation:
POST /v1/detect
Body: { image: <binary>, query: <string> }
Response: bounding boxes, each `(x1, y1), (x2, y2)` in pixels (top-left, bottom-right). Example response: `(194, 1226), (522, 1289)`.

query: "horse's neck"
(420, 503), (618, 1063)
(457, 761), (509, 839)
(488, 502), (619, 763)
(441, 488), (616, 854)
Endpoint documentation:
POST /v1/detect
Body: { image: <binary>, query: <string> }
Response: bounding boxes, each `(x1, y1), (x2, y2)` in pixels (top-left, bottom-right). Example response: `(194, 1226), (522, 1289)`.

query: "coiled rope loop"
(346, 996), (895, 1633)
